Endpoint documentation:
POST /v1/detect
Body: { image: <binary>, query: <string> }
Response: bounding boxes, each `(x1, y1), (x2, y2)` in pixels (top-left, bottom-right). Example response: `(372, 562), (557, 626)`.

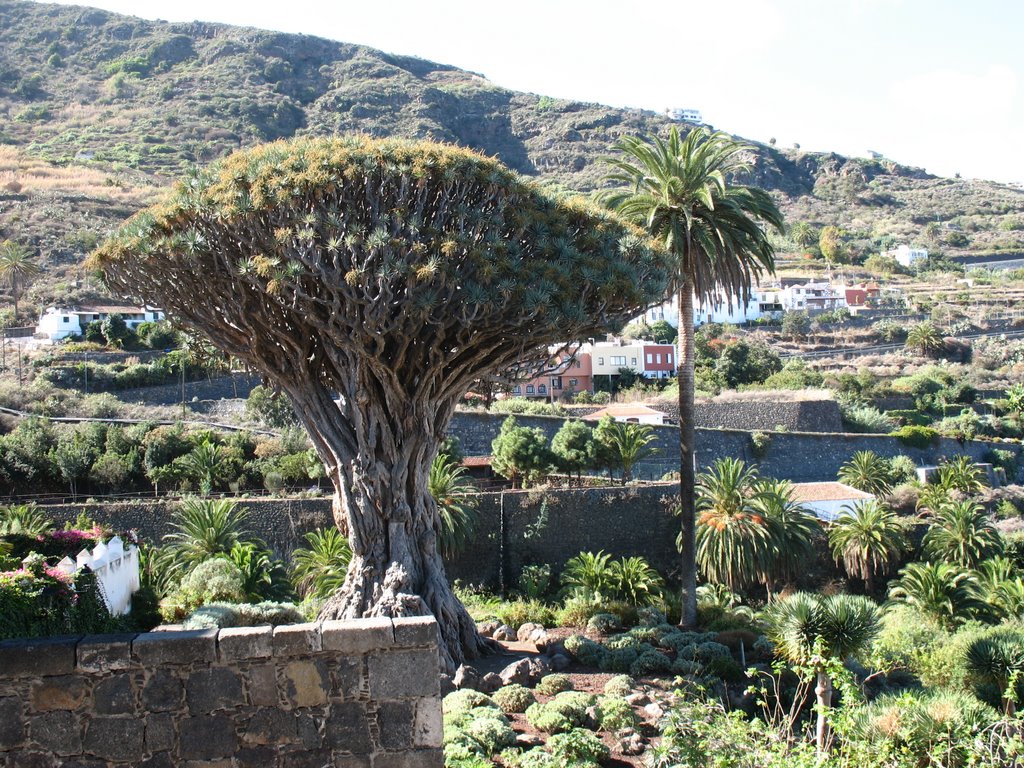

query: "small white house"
(666, 107), (703, 124)
(885, 244), (929, 268)
(584, 404), (666, 425)
(36, 305), (165, 341)
(789, 482), (874, 523)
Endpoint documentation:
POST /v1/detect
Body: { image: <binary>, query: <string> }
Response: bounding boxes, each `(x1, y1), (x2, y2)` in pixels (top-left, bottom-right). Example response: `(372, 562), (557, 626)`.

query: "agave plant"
(163, 498), (253, 568)
(291, 528), (352, 601)
(766, 592), (880, 753)
(0, 504), (53, 536)
(428, 453), (479, 559)
(828, 499), (907, 594)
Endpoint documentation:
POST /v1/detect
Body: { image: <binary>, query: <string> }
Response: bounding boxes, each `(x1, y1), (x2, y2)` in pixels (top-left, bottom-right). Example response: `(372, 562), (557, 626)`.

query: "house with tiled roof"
(789, 482), (874, 523)
(583, 403), (665, 425)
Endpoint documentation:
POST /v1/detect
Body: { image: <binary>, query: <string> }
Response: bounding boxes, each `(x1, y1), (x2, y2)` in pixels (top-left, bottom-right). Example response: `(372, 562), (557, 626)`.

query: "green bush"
(891, 425), (940, 449)
(492, 684), (535, 714)
(443, 689), (498, 716)
(630, 648), (672, 677)
(603, 674), (634, 697)
(536, 673), (573, 696)
(182, 600), (303, 630)
(547, 728), (609, 765)
(161, 557), (245, 621)
(525, 706), (571, 734)
(586, 612), (621, 634)
(596, 695), (636, 731)
(563, 635), (608, 667)
(494, 599), (555, 629)
(490, 398), (566, 417)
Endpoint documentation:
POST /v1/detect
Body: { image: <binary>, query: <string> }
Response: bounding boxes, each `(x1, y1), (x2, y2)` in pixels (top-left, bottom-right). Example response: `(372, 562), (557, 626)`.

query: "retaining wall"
(0, 617), (442, 768)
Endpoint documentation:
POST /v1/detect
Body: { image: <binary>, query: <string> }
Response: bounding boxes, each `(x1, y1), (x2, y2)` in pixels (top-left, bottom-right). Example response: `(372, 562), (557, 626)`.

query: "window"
(667, 353), (673, 364)
(538, 384), (547, 395)
(611, 356), (626, 366)
(61, 316), (69, 323)
(576, 360), (582, 368)
(569, 378), (578, 387)
(631, 357), (637, 366)
(513, 386), (522, 395)
(597, 357), (604, 366)
(552, 378), (562, 390)
(656, 353), (662, 363)
(646, 354), (653, 364)
(526, 385), (535, 394)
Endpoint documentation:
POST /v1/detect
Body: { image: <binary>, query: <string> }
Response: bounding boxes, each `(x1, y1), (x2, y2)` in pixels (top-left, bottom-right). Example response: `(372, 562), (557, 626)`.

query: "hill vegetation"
(0, 0), (1022, 314)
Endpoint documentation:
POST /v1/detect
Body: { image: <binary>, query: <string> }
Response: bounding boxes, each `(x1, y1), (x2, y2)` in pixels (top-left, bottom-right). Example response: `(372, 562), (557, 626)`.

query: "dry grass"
(0, 147), (161, 202)
(703, 388), (834, 404)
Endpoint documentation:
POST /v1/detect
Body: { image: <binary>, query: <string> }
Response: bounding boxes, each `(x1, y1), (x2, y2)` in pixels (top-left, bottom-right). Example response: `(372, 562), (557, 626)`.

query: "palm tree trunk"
(815, 669), (833, 754)
(678, 286), (698, 629)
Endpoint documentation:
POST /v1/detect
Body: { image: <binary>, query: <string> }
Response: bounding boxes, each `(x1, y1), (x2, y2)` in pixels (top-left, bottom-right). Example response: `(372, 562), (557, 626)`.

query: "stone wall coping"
(0, 617), (439, 676)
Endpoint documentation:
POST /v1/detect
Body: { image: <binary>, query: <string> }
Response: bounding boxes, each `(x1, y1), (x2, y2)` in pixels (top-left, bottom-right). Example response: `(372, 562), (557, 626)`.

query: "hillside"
(0, 0), (1023, 313)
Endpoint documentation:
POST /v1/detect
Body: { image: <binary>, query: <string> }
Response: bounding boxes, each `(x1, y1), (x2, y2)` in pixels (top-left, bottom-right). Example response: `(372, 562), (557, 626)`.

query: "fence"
(54, 535), (140, 616)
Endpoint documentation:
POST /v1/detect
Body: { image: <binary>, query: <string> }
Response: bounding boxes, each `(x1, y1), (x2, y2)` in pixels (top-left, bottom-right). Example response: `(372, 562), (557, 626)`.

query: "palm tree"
(828, 499), (907, 594)
(291, 527), (352, 601)
(923, 499), (1003, 569)
(0, 240), (41, 322)
(428, 453), (479, 559)
(604, 127), (784, 628)
(887, 560), (987, 628)
(837, 450), (892, 495)
(603, 421), (658, 484)
(938, 455), (987, 494)
(751, 477), (819, 598)
(163, 497), (253, 568)
(905, 321), (946, 356)
(766, 592), (880, 753)
(177, 439), (232, 496)
(694, 457), (773, 592)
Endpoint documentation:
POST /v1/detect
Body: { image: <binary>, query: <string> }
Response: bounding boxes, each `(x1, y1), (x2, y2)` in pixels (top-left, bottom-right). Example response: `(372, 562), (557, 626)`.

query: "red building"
(512, 351), (593, 399)
(641, 343), (676, 379)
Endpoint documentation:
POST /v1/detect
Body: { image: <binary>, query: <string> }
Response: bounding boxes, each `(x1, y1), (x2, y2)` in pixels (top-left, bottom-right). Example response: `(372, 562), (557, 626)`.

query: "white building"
(788, 482), (874, 523)
(885, 244), (929, 268)
(778, 281), (847, 313)
(584, 404), (665, 426)
(666, 108), (703, 124)
(36, 305), (165, 341)
(640, 286), (785, 328)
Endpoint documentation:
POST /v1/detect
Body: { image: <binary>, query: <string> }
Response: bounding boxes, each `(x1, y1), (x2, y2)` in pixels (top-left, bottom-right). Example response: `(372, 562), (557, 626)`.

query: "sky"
(42, 0), (1024, 185)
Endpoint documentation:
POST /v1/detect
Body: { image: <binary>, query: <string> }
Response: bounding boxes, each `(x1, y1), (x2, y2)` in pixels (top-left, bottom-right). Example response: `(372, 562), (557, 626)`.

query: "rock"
(453, 665), (481, 691)
(493, 625), (516, 642)
(479, 673), (503, 694)
(643, 702), (664, 720)
(439, 674), (455, 696)
(549, 653), (571, 672)
(537, 636), (565, 656)
(498, 659), (533, 688)
(477, 621), (500, 638)
(583, 705), (601, 730)
(516, 733), (545, 748)
(624, 692), (650, 706)
(618, 728), (646, 755)
(516, 623), (545, 643)
(527, 657), (551, 683)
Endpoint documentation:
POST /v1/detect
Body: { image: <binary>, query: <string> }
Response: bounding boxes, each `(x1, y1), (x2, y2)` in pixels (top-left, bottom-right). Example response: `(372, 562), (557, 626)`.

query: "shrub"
(556, 597), (606, 628)
(630, 648), (673, 677)
(161, 558), (245, 621)
(891, 425), (940, 449)
(547, 728), (610, 765)
(518, 564), (552, 600)
(526, 692), (594, 733)
(443, 689), (498, 716)
(750, 430), (771, 458)
(536, 673), (573, 696)
(463, 715), (516, 755)
(563, 635), (608, 667)
(494, 599), (555, 629)
(599, 646), (639, 673)
(182, 600), (303, 630)
(586, 612), (621, 634)
(841, 401), (894, 433)
(603, 675), (634, 697)
(492, 684), (535, 714)
(888, 455), (918, 484)
(525, 705), (571, 734)
(596, 695), (636, 731)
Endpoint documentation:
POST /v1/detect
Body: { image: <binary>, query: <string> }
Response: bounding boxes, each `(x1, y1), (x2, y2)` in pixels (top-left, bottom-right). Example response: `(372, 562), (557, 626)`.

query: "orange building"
(512, 351), (593, 399)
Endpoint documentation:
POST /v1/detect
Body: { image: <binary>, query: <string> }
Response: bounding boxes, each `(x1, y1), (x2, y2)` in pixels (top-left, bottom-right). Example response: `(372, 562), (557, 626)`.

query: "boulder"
(498, 659), (533, 688)
(549, 653), (571, 672)
(479, 672), (503, 694)
(477, 620), (501, 638)
(453, 664), (481, 691)
(493, 625), (516, 642)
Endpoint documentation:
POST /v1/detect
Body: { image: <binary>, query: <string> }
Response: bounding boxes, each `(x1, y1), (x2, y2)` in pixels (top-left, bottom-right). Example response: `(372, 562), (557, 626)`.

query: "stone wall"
(113, 373), (262, 406)
(0, 617), (442, 768)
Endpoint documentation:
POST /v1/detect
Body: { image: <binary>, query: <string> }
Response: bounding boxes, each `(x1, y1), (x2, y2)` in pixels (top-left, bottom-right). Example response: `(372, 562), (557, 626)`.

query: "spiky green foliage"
(905, 321), (946, 355)
(923, 500), (1003, 569)
(694, 458), (773, 592)
(428, 452), (478, 558)
(291, 528), (352, 601)
(0, 504), (53, 536)
(164, 498), (254, 568)
(838, 450), (893, 495)
(751, 477), (819, 592)
(603, 126), (785, 628)
(0, 240), (41, 320)
(597, 420), (658, 484)
(938, 455), (988, 494)
(766, 592), (881, 667)
(965, 626), (1024, 715)
(828, 500), (907, 593)
(888, 561), (987, 628)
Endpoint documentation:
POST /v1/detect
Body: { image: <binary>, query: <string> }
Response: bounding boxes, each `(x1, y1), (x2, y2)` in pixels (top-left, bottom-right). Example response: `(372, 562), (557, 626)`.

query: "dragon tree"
(90, 136), (671, 671)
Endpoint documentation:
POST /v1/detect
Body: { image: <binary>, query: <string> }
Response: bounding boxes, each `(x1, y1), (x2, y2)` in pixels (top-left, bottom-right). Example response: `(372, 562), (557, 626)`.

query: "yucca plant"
(291, 528), (352, 601)
(428, 453), (478, 559)
(828, 499), (907, 594)
(766, 592), (880, 753)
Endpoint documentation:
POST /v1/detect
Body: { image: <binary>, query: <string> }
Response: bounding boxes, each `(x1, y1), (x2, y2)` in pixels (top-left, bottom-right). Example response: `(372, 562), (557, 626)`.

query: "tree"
(92, 136), (669, 670)
(164, 498), (254, 568)
(788, 221), (818, 249)
(766, 593), (880, 753)
(550, 419), (596, 478)
(0, 240), (41, 322)
(428, 453), (478, 558)
(905, 322), (946, 356)
(176, 439), (233, 495)
(781, 311), (810, 341)
(923, 500), (1003, 569)
(965, 628), (1024, 716)
(694, 457), (773, 592)
(100, 313), (131, 348)
(818, 225), (843, 266)
(52, 430), (96, 498)
(751, 477), (818, 598)
(837, 450), (892, 495)
(491, 416), (553, 489)
(602, 420), (658, 484)
(647, 319), (677, 344)
(1007, 383), (1024, 419)
(714, 337), (781, 388)
(604, 127), (784, 627)
(888, 561), (986, 629)
(828, 499), (906, 594)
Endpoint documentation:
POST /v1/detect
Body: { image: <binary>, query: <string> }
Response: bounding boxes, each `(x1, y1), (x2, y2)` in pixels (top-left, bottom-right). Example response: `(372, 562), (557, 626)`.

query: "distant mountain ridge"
(0, 0), (1022, 309)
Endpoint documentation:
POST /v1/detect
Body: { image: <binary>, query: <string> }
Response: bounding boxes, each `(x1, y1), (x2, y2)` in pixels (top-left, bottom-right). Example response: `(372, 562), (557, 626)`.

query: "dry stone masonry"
(0, 617), (442, 768)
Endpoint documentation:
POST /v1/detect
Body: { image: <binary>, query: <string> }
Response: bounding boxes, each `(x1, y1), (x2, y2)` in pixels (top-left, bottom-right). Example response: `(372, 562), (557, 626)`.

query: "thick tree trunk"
(285, 380), (489, 674)
(678, 286), (698, 629)
(815, 670), (833, 754)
